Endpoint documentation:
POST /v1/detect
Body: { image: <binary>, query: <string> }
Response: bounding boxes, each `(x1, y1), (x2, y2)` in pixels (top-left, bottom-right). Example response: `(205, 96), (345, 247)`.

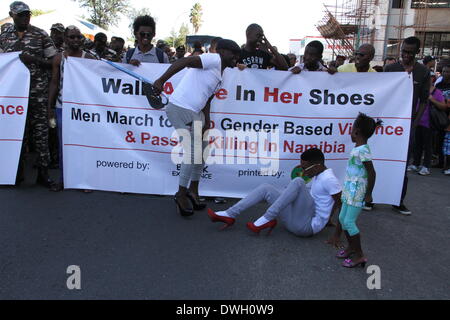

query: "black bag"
(429, 104), (449, 131)
(142, 82), (168, 110)
(429, 87), (449, 131)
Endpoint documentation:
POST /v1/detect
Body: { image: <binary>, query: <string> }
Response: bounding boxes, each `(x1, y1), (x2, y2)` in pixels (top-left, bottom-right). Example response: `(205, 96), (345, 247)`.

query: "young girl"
(336, 113), (381, 268)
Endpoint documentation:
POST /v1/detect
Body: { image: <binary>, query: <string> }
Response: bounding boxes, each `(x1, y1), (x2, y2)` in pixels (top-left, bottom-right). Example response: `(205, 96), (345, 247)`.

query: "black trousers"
(400, 123), (414, 205)
(413, 125), (432, 168)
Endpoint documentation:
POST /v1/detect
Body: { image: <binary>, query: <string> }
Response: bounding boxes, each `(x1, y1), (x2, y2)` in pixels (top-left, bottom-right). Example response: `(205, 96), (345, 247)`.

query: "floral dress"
(341, 144), (372, 208)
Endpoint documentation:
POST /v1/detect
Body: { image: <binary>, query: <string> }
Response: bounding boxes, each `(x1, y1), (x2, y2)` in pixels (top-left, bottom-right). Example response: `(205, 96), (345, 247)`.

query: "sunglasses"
(139, 32), (153, 38)
(17, 11), (31, 17)
(68, 35), (83, 40)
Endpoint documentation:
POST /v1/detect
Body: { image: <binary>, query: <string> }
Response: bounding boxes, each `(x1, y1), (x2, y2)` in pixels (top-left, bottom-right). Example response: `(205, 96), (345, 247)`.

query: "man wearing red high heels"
(208, 148), (342, 236)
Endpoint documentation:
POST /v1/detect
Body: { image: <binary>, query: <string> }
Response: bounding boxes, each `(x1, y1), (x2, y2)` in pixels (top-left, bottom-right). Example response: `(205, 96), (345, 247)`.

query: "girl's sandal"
(342, 258), (368, 268)
(336, 249), (355, 259)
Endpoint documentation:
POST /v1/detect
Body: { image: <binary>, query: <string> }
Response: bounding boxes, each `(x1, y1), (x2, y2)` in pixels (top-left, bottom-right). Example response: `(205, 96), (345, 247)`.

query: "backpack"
(429, 88), (450, 131)
(126, 47), (164, 64)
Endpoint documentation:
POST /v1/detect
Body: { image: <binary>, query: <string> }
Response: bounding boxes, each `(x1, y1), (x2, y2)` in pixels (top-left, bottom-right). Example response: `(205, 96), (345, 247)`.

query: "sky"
(1, 0), (337, 52)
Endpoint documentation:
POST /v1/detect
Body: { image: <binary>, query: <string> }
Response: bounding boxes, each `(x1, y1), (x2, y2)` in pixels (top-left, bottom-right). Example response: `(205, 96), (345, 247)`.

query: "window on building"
(387, 39), (401, 57)
(416, 32), (450, 58)
(411, 0), (450, 8)
(392, 0), (404, 8)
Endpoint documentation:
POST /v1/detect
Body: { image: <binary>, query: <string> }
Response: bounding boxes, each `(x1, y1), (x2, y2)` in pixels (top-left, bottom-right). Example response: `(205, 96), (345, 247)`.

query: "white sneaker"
(407, 165), (419, 172)
(444, 169), (450, 176)
(418, 167), (431, 176)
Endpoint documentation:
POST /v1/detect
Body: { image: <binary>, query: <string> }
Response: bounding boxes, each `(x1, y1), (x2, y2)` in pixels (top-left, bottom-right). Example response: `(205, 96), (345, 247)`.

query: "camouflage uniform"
(50, 23), (65, 54)
(90, 47), (120, 62)
(0, 24), (57, 168)
(1, 23), (14, 35)
(48, 24), (65, 166)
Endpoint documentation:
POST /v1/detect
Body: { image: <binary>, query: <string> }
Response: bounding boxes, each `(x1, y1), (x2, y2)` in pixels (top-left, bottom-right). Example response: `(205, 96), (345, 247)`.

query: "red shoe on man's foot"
(207, 209), (235, 230)
(246, 220), (277, 235)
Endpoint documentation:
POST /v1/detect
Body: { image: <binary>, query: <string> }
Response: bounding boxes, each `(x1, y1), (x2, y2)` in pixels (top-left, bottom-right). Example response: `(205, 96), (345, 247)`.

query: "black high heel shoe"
(174, 195), (194, 217)
(186, 192), (207, 211)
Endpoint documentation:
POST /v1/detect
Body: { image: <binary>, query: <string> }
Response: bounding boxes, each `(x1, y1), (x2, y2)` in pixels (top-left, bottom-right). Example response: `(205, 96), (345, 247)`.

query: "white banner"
(0, 53), (30, 185)
(63, 57), (412, 205)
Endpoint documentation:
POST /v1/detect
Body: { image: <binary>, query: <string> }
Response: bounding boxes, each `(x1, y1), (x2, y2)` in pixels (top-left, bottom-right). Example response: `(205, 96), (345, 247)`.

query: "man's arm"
(259, 36), (288, 71)
(413, 71), (431, 128)
(202, 94), (215, 134)
(19, 53), (54, 69)
(413, 102), (427, 128)
(153, 56), (203, 93)
(47, 53), (62, 119)
(326, 192), (342, 227)
(269, 51), (289, 71)
(326, 192), (344, 248)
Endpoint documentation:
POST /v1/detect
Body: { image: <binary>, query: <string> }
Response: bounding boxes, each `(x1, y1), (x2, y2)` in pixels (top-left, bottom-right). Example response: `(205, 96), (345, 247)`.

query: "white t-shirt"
(309, 168), (342, 234)
(290, 62), (327, 72)
(170, 53), (222, 113)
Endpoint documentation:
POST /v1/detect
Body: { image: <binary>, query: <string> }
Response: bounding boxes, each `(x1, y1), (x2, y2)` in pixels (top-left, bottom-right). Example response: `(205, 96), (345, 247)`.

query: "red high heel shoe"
(246, 220), (277, 235)
(207, 209), (235, 230)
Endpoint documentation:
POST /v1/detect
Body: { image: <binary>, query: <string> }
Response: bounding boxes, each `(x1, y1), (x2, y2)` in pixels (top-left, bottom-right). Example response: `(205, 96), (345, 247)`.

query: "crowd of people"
(1, 1), (449, 268)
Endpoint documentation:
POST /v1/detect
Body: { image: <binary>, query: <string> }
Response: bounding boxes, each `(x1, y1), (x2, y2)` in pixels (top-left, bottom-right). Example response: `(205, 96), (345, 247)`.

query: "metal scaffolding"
(316, 0), (436, 60)
(316, 0), (377, 59)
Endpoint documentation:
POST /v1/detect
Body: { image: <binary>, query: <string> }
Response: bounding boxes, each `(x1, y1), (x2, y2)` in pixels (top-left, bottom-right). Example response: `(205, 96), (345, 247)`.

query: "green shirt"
(341, 144), (373, 207)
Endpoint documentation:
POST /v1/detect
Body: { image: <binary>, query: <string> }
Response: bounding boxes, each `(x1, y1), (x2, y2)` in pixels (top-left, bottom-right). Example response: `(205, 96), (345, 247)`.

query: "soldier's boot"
(36, 167), (56, 188)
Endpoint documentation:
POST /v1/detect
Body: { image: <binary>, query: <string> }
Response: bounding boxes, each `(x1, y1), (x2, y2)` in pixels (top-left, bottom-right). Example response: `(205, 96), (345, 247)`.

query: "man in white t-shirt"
(207, 148), (342, 237)
(153, 39), (241, 217)
(290, 41), (332, 74)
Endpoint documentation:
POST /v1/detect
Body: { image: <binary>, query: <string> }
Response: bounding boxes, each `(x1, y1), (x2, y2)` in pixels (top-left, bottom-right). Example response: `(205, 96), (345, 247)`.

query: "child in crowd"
(334, 113), (381, 268)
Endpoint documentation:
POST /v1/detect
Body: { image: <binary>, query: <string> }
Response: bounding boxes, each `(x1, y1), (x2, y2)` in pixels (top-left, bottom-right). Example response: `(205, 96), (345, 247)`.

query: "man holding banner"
(0, 1), (57, 188)
(337, 43), (376, 213)
(47, 26), (96, 192)
(153, 39), (241, 217)
(384, 36), (431, 216)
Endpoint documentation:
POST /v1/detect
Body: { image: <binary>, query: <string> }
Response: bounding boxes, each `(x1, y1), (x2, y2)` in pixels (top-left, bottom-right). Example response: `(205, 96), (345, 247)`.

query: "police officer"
(0, 1), (57, 188)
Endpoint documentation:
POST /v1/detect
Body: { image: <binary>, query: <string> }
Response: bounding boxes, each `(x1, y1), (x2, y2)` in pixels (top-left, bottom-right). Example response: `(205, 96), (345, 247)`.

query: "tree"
(127, 7), (153, 36)
(74, 0), (130, 30)
(164, 23), (190, 48)
(31, 9), (53, 17)
(189, 2), (203, 34)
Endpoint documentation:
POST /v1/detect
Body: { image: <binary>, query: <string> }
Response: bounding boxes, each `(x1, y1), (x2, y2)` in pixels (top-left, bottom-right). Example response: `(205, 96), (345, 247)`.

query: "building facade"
(289, 36), (353, 64)
(315, 0), (450, 64)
